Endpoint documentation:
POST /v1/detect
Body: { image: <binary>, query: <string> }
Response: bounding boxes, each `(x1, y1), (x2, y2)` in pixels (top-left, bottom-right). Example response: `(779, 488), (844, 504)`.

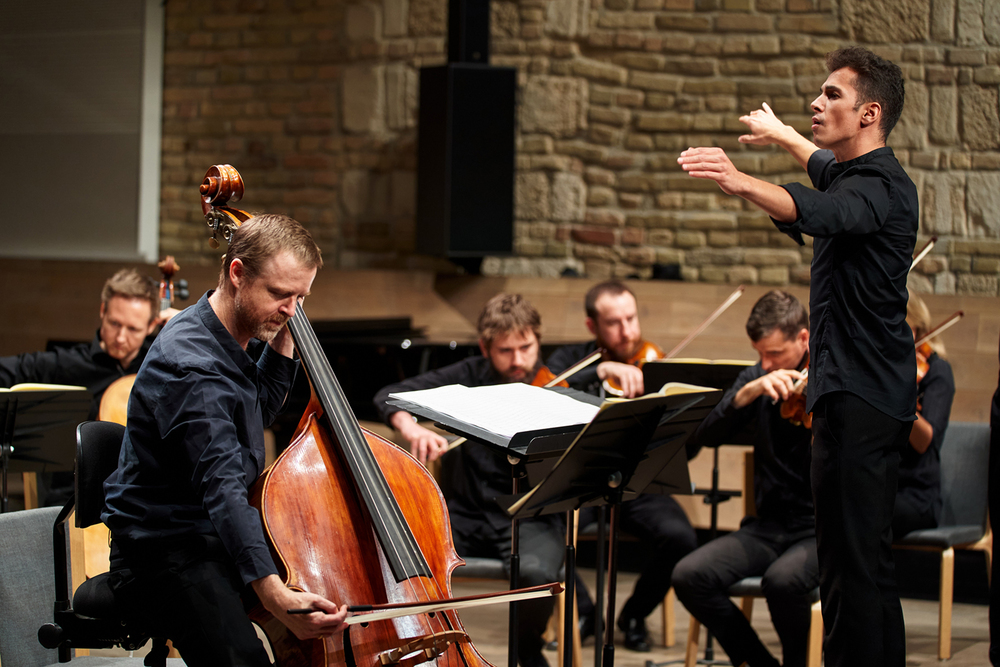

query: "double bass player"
(103, 214), (348, 665)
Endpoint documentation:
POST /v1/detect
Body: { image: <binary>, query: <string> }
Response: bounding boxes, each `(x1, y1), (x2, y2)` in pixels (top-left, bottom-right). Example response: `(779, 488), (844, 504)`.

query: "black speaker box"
(448, 0), (490, 63)
(417, 64), (516, 259)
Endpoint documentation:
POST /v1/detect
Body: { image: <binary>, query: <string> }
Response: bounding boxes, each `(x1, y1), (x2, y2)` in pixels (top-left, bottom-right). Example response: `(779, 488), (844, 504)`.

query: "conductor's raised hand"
(738, 102), (786, 146)
(677, 147), (749, 196)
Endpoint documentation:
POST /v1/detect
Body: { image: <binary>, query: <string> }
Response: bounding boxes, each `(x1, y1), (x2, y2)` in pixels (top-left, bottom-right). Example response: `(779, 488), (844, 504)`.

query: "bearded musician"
(545, 280), (698, 652)
(373, 293), (564, 667)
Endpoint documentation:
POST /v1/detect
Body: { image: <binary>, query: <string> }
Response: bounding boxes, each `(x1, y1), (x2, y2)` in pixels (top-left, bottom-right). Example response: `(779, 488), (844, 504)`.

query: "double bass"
(199, 165), (558, 667)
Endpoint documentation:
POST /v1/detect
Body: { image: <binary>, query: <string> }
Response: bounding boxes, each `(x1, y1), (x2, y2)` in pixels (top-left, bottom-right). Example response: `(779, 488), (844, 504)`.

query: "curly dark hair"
(745, 290), (809, 343)
(826, 46), (905, 143)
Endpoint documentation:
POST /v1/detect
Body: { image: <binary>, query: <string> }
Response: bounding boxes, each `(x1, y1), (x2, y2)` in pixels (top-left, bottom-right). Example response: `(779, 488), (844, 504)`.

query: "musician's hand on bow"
(391, 411), (449, 464)
(598, 361), (644, 398)
(738, 102), (788, 146)
(253, 574), (349, 640)
(733, 368), (804, 408)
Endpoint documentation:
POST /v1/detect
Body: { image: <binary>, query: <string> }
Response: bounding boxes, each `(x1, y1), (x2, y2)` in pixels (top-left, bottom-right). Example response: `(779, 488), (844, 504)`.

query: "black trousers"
(672, 518), (818, 667)
(110, 535), (272, 667)
(989, 378), (1000, 666)
(451, 514), (564, 661)
(811, 392), (911, 667)
(891, 489), (936, 540)
(577, 493), (698, 623)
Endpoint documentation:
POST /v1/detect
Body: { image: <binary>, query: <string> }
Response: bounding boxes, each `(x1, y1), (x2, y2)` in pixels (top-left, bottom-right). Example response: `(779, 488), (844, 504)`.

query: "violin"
(777, 365), (811, 429)
(200, 165), (558, 667)
(530, 365), (569, 388)
(602, 285), (745, 397)
(97, 256), (187, 425)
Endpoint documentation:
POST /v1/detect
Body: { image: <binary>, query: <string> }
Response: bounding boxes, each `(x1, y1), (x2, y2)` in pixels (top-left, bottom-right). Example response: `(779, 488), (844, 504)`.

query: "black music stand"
(502, 387), (720, 667)
(388, 385), (602, 667)
(0, 386), (91, 512)
(642, 360), (753, 667)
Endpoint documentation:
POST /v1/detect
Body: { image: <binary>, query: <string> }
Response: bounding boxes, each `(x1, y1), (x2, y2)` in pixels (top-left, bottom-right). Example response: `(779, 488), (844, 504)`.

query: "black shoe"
(518, 649), (550, 667)
(617, 616), (651, 652)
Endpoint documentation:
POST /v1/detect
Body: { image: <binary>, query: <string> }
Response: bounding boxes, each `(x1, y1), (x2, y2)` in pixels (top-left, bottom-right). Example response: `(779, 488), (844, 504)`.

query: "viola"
(97, 256), (186, 425)
(602, 285), (745, 397)
(530, 365), (569, 388)
(199, 164), (557, 667)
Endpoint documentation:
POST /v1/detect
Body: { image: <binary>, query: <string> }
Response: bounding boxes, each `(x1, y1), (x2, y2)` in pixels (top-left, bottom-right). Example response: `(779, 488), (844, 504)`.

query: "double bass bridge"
(376, 630), (469, 666)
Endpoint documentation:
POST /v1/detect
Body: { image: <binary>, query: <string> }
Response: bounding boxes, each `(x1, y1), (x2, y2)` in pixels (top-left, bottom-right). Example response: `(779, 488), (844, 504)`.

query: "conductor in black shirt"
(678, 47), (917, 667)
(373, 293), (563, 667)
(673, 291), (817, 667)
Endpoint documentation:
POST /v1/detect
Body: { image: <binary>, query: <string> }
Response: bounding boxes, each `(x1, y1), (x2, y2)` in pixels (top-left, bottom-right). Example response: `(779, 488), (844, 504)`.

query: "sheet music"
(389, 384), (601, 439)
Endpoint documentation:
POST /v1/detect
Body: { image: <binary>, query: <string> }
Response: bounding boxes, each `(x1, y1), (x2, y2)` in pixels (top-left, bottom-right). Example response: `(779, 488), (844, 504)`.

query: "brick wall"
(159, 0), (1000, 295)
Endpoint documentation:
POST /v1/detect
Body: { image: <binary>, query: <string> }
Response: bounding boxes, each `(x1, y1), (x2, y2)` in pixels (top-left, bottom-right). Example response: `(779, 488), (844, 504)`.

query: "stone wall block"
(383, 0), (409, 36)
(649, 229), (675, 245)
(385, 64), (417, 130)
(586, 209), (628, 226)
(625, 246), (657, 265)
(572, 227), (618, 245)
(686, 247), (744, 265)
(967, 173), (1000, 235)
(889, 80), (928, 150)
(492, 2), (520, 37)
(956, 0), (985, 46)
(680, 213), (738, 230)
(516, 172), (550, 220)
(922, 172), (967, 235)
(716, 13), (773, 32)
(342, 65), (385, 133)
(708, 230), (739, 247)
(629, 70), (684, 93)
(960, 85), (1000, 149)
(521, 76), (584, 137)
(728, 265), (759, 284)
(929, 86), (959, 144)
(588, 186), (618, 206)
(656, 247), (685, 264)
(987, 0), (1000, 46)
(843, 0), (929, 42)
(957, 273), (999, 295)
(622, 227), (645, 245)
(409, 0), (446, 35)
(759, 266), (790, 284)
(935, 271), (957, 294)
(389, 170), (416, 217)
(972, 256), (1000, 273)
(675, 230), (707, 248)
(574, 58), (628, 85)
(931, 0), (955, 42)
(347, 3), (382, 41)
(342, 170), (371, 217)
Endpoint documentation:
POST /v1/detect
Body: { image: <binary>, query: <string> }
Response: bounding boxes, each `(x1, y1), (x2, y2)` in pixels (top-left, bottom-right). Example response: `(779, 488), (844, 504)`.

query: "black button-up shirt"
(685, 362), (814, 532)
(0, 332), (150, 420)
(103, 292), (296, 585)
(776, 147), (918, 421)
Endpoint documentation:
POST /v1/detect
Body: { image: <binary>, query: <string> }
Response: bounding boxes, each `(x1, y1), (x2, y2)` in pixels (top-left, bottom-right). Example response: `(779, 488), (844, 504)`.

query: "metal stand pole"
(562, 510), (577, 667)
(509, 456), (521, 667)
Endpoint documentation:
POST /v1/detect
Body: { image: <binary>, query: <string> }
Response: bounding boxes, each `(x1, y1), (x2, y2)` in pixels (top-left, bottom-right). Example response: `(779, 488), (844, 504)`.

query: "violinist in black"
(894, 296), (955, 538)
(673, 291), (817, 667)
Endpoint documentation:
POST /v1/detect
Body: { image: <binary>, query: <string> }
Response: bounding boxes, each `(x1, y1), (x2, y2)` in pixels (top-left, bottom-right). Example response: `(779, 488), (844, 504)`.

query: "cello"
(199, 165), (558, 667)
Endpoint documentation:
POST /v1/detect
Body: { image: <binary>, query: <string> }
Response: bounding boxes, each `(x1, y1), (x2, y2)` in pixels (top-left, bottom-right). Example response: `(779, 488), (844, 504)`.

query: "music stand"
(503, 387), (720, 667)
(388, 385), (602, 667)
(0, 386), (91, 512)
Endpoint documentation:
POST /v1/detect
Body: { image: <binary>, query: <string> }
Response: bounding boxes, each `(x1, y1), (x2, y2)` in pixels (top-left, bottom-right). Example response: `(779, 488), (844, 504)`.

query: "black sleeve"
(0, 350), (66, 388)
(545, 343), (599, 391)
(918, 356), (955, 456)
(373, 357), (485, 425)
(685, 364), (761, 460)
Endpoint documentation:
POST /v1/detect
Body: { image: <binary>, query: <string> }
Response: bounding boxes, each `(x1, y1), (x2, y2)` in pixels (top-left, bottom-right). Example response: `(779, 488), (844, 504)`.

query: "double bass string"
(287, 303), (457, 642)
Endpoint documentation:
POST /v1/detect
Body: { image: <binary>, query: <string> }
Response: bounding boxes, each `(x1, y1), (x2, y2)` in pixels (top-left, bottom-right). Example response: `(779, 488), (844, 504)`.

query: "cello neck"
(286, 303), (432, 583)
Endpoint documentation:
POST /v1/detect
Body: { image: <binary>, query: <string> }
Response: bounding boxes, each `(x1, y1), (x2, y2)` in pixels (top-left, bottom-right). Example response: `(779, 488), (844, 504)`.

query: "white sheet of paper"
(389, 384), (601, 439)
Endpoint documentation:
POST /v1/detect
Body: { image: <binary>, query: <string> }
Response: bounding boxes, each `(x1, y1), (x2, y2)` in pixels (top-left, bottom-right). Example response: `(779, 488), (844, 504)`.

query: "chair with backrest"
(683, 450), (823, 667)
(0, 505), (166, 666)
(893, 421), (992, 661)
(36, 420), (171, 665)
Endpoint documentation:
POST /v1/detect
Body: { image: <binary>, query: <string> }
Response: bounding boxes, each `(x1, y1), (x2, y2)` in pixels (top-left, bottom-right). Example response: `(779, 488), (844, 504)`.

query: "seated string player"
(673, 290), (818, 667)
(372, 293), (563, 667)
(894, 295), (955, 539)
(545, 280), (697, 652)
(0, 268), (171, 506)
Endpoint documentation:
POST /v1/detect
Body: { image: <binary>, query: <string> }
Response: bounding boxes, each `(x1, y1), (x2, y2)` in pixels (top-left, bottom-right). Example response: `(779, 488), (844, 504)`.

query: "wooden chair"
(893, 421), (992, 661)
(683, 451), (822, 667)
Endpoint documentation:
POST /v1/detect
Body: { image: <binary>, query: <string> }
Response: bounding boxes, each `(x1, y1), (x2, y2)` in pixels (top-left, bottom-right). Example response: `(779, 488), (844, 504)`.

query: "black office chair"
(37, 420), (169, 665)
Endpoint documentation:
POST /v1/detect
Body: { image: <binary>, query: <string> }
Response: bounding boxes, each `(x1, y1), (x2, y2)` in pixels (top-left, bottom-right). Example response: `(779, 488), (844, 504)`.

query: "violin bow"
(914, 310), (963, 348)
(664, 285), (745, 359)
(444, 351), (603, 453)
(909, 236), (937, 273)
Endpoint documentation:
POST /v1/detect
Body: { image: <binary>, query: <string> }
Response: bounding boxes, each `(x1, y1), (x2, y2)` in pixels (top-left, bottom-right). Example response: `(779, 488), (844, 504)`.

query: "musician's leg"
(111, 536), (271, 667)
(616, 494), (697, 650)
(672, 526), (781, 667)
(811, 392), (908, 667)
(760, 533), (819, 667)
